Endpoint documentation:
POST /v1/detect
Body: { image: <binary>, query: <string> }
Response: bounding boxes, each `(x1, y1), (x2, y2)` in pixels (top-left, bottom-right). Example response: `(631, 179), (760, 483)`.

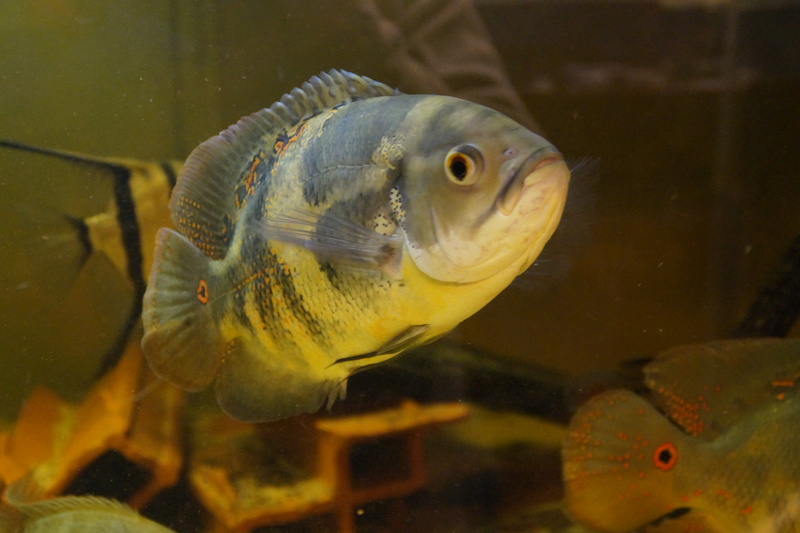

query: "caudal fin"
(562, 389), (694, 532)
(141, 228), (223, 391)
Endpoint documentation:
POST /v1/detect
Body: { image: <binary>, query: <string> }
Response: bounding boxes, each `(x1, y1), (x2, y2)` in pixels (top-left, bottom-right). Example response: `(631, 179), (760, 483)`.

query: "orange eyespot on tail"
(653, 442), (677, 471)
(196, 279), (209, 304)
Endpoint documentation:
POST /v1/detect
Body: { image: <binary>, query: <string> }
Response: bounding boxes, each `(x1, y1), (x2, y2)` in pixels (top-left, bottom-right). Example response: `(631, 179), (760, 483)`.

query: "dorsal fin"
(644, 338), (800, 439)
(170, 69), (397, 259)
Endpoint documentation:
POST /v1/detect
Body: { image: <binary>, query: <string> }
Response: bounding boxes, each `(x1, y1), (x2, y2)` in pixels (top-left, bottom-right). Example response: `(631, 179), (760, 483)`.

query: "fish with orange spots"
(562, 338), (800, 533)
(141, 69), (570, 423)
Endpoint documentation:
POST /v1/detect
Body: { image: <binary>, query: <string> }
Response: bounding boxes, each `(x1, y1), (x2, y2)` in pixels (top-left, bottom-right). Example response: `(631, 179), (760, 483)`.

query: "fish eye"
(444, 144), (483, 186)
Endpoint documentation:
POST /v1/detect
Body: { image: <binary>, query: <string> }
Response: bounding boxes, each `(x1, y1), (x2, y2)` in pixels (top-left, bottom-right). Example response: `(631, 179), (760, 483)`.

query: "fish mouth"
(497, 148), (565, 215)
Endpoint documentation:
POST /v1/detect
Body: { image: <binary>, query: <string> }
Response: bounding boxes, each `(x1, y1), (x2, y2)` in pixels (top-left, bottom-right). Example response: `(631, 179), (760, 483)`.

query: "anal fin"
(214, 338), (346, 422)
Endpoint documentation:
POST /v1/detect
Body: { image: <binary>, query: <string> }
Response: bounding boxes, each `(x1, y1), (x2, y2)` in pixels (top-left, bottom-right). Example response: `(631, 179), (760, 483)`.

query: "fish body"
(141, 69), (570, 422)
(562, 338), (800, 532)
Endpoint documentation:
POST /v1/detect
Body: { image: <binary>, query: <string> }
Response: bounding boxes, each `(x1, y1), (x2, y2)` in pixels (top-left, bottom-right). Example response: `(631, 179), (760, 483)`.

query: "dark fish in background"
(0, 140), (180, 374)
(563, 338), (800, 533)
(141, 69), (571, 422)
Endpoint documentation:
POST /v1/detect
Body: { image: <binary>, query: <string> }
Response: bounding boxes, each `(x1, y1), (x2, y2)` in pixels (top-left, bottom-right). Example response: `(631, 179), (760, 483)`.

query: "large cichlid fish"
(141, 69), (570, 422)
(562, 338), (800, 533)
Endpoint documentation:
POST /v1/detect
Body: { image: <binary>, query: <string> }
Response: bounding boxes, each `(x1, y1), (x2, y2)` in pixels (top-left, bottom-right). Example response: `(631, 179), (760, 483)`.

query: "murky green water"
(0, 1), (798, 532)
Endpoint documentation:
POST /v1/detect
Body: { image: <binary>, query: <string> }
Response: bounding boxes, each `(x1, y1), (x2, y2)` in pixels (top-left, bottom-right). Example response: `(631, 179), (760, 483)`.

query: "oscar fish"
(562, 338), (800, 532)
(141, 69), (570, 422)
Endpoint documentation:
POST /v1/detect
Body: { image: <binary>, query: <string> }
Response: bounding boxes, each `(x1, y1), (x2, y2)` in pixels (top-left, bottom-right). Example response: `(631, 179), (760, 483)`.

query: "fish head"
(400, 97), (570, 284)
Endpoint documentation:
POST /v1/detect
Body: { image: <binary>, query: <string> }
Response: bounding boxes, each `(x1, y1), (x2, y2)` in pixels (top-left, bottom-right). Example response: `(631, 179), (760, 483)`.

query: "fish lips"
(497, 148), (567, 216)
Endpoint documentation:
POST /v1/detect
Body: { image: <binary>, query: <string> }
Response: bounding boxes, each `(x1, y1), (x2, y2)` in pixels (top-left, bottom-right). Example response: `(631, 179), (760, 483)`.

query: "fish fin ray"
(141, 228), (223, 390)
(258, 207), (403, 277)
(214, 338), (346, 422)
(331, 325), (430, 368)
(0, 139), (132, 175)
(171, 70), (396, 259)
(375, 324), (430, 356)
(563, 389), (690, 532)
(645, 338), (800, 438)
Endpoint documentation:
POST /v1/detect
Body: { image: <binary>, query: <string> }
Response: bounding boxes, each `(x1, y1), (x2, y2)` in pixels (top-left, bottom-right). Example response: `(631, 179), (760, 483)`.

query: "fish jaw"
(513, 157), (571, 275)
(496, 148), (565, 216)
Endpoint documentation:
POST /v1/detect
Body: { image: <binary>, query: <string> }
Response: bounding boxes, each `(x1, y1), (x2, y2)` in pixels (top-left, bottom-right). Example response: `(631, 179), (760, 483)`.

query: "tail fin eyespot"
(653, 442), (678, 471)
(196, 279), (209, 304)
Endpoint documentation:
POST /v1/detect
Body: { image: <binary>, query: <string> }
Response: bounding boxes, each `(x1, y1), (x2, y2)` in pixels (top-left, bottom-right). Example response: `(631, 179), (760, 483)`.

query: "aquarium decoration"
(191, 400), (467, 532)
(0, 341), (183, 509)
(0, 340), (469, 532)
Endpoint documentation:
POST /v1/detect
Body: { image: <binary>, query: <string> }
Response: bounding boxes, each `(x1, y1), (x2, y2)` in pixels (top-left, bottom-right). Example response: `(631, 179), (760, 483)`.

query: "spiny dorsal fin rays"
(0, 139), (137, 177)
(171, 70), (397, 260)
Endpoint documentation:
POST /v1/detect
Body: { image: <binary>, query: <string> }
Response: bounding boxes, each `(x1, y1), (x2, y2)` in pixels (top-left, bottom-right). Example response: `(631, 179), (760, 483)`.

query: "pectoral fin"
(330, 324), (430, 367)
(257, 207), (402, 278)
